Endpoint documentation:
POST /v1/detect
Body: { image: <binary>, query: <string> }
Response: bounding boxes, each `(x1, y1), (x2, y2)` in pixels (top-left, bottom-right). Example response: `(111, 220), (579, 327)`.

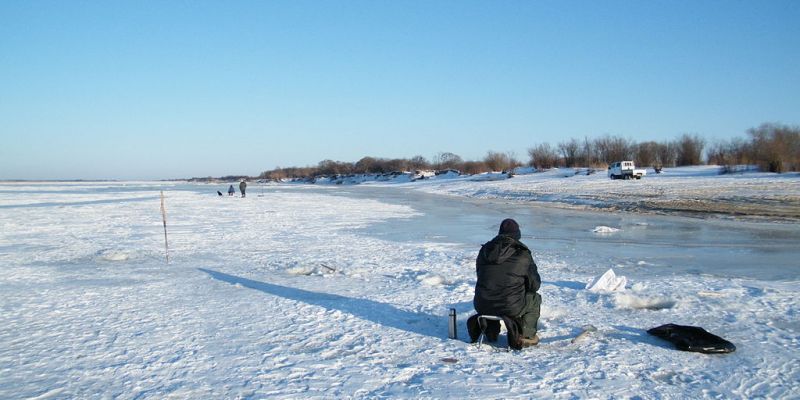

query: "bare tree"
(484, 151), (511, 172)
(593, 136), (610, 164)
(527, 143), (560, 169)
(384, 158), (408, 172)
(676, 134), (706, 166)
(506, 151), (523, 170)
(462, 160), (489, 174)
(316, 160), (337, 176)
(635, 141), (659, 167)
(409, 155), (430, 170)
(593, 135), (632, 164)
(559, 139), (580, 167)
(748, 123), (800, 172)
(354, 157), (377, 173)
(433, 152), (463, 170)
(317, 160), (352, 176)
(655, 141), (678, 168)
(261, 166), (287, 181)
(607, 135), (634, 162)
(580, 137), (600, 167)
(706, 139), (751, 172)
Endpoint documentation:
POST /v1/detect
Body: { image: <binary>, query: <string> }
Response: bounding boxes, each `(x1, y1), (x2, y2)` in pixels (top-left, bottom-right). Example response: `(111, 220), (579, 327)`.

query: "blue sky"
(1, 1), (798, 180)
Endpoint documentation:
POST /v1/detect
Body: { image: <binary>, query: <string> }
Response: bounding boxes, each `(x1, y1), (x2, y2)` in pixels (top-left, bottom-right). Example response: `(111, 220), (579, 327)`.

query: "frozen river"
(317, 185), (800, 282)
(1, 181), (798, 398)
(4, 180), (797, 281)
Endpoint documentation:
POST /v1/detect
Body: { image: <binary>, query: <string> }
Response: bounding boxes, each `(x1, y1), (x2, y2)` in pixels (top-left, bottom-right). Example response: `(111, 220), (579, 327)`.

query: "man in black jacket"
(471, 218), (542, 348)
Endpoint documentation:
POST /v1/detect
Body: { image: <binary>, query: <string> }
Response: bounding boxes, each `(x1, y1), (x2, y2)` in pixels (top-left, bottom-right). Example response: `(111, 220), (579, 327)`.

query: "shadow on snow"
(199, 268), (443, 340)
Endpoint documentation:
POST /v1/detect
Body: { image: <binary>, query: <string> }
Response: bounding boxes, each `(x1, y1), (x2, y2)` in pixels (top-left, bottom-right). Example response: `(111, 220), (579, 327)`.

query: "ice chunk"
(586, 268), (627, 292)
(592, 226), (620, 234)
(286, 266), (315, 275)
(418, 274), (446, 286)
(614, 293), (676, 310)
(97, 250), (130, 261)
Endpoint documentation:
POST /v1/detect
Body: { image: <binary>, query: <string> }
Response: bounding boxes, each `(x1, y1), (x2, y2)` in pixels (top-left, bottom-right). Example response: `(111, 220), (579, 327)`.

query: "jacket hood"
(481, 234), (526, 264)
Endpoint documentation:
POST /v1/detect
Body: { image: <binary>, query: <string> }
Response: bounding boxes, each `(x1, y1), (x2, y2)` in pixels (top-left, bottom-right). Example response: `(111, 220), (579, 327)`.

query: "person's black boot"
(467, 315), (481, 343)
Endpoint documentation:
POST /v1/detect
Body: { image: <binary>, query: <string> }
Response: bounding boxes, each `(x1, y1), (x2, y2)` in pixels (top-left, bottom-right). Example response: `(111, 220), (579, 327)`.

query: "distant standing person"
(239, 180), (247, 198)
(228, 185), (235, 196)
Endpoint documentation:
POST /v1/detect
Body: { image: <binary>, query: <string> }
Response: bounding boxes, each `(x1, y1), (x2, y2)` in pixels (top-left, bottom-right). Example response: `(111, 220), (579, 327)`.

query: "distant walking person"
(239, 180), (247, 198)
(228, 185), (235, 196)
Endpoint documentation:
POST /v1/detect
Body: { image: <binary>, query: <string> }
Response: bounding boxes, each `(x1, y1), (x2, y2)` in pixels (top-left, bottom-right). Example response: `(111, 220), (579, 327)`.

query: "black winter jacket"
(473, 234), (541, 317)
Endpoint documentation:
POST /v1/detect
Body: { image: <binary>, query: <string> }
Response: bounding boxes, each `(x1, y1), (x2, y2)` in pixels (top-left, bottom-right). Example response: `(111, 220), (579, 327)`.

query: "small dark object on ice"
(319, 263), (336, 272)
(647, 323), (735, 354)
(217, 191), (223, 196)
(441, 358), (458, 363)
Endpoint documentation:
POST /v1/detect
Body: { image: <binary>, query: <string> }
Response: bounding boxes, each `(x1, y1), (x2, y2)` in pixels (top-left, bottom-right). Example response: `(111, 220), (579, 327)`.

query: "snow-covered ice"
(0, 178), (798, 399)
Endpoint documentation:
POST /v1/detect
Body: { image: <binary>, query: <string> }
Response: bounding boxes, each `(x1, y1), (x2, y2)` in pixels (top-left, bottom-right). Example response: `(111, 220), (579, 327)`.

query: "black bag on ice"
(647, 323), (736, 354)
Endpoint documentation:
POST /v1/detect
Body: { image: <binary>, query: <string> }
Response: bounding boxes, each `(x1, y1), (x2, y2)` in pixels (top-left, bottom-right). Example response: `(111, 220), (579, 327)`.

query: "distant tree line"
(526, 133), (706, 170)
(540, 123), (798, 172)
(706, 123), (800, 173)
(188, 175), (249, 183)
(256, 123), (799, 180)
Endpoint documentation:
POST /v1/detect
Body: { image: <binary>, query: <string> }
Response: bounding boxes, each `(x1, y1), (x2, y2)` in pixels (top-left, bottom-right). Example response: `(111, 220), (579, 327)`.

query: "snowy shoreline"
(312, 166), (800, 222)
(5, 166), (799, 221)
